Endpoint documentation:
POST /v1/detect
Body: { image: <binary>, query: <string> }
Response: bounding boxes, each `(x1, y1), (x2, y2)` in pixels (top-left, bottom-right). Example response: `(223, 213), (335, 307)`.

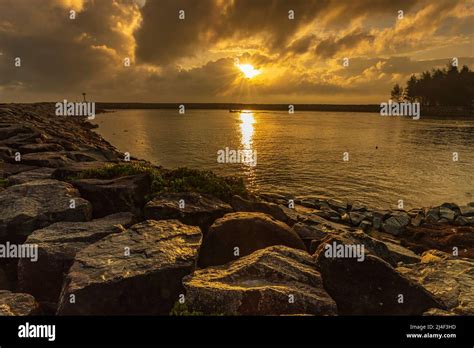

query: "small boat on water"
(229, 109), (252, 113)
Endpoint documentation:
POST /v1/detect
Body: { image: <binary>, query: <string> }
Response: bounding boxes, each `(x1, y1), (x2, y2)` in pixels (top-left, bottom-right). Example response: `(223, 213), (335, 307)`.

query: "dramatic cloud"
(0, 0), (472, 103)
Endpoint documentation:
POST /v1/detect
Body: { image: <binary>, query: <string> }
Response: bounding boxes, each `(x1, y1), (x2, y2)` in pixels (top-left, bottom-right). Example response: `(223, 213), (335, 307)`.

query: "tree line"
(391, 64), (473, 107)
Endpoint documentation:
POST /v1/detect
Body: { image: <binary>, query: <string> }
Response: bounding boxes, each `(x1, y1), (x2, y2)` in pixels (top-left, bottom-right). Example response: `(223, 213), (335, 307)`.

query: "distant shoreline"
(96, 102), (472, 117)
(0, 102), (471, 118)
(96, 102), (380, 112)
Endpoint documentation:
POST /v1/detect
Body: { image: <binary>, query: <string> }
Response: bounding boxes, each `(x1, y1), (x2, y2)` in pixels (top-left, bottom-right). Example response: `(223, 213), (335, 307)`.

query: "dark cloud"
(134, 0), (328, 65)
(0, 0), (472, 103)
(0, 0), (139, 100)
(315, 30), (374, 58)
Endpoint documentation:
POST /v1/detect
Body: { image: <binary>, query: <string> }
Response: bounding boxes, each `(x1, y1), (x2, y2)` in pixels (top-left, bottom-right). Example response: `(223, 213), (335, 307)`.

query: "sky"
(0, 0), (473, 104)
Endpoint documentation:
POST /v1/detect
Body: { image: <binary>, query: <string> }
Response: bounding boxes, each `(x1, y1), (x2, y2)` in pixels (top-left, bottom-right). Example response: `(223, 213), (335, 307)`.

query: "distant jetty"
(96, 102), (472, 117)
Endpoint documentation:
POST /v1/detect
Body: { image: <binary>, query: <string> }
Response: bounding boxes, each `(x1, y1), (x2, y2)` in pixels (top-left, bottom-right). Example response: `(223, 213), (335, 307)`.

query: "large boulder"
(18, 143), (64, 154)
(292, 222), (333, 245)
(145, 192), (232, 231)
(425, 207), (440, 224)
(231, 195), (299, 226)
(460, 205), (474, 217)
(0, 179), (92, 244)
(1, 130), (41, 148)
(198, 212), (305, 267)
(291, 214), (354, 252)
(382, 211), (410, 235)
(315, 232), (420, 267)
(381, 240), (421, 265)
(0, 290), (40, 315)
(184, 246), (337, 315)
(72, 173), (152, 218)
(57, 220), (202, 315)
(17, 152), (72, 168)
(7, 167), (54, 185)
(0, 125), (38, 141)
(439, 206), (456, 222)
(398, 250), (474, 315)
(18, 212), (134, 305)
(314, 241), (443, 315)
(0, 163), (38, 178)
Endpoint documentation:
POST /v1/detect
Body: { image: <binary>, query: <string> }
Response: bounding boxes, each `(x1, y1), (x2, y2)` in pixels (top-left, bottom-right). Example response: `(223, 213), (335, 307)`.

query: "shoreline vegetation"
(0, 103), (473, 316)
(96, 102), (473, 117)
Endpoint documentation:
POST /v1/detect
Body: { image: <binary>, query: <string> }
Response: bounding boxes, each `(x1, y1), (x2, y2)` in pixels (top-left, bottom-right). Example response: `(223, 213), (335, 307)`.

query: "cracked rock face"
(398, 250), (474, 315)
(0, 179), (92, 244)
(184, 245), (337, 315)
(144, 192), (232, 231)
(18, 212), (135, 304)
(57, 219), (202, 315)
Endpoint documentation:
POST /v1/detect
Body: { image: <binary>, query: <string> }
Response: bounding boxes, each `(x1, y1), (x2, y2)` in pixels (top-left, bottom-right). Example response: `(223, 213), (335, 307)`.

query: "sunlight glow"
(240, 112), (255, 149)
(237, 64), (261, 79)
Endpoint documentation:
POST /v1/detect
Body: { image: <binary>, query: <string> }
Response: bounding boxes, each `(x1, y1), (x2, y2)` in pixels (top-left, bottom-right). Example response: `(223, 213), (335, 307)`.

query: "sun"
(237, 64), (261, 79)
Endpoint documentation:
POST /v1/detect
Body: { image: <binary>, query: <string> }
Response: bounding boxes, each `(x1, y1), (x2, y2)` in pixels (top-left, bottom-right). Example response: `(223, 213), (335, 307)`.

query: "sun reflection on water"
(239, 111), (255, 149)
(238, 111), (257, 188)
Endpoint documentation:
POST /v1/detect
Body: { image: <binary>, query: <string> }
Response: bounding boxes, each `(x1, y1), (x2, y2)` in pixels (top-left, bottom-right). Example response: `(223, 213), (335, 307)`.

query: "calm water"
(92, 109), (474, 210)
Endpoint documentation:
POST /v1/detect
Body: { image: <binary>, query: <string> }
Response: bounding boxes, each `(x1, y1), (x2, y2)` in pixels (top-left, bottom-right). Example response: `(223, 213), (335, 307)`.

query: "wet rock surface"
(0, 179), (92, 244)
(18, 212), (135, 304)
(7, 168), (55, 185)
(398, 250), (474, 315)
(72, 174), (151, 218)
(145, 192), (232, 231)
(184, 246), (337, 315)
(57, 220), (202, 315)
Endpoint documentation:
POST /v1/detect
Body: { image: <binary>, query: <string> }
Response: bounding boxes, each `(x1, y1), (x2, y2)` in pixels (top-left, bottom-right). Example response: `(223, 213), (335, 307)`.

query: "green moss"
(74, 163), (247, 203)
(0, 178), (8, 188)
(159, 167), (247, 202)
(169, 302), (204, 316)
(169, 301), (230, 316)
(76, 162), (156, 180)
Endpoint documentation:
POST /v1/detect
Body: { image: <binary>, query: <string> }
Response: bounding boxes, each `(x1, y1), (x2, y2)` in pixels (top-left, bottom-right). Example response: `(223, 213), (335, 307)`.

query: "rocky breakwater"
(1, 103), (473, 316)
